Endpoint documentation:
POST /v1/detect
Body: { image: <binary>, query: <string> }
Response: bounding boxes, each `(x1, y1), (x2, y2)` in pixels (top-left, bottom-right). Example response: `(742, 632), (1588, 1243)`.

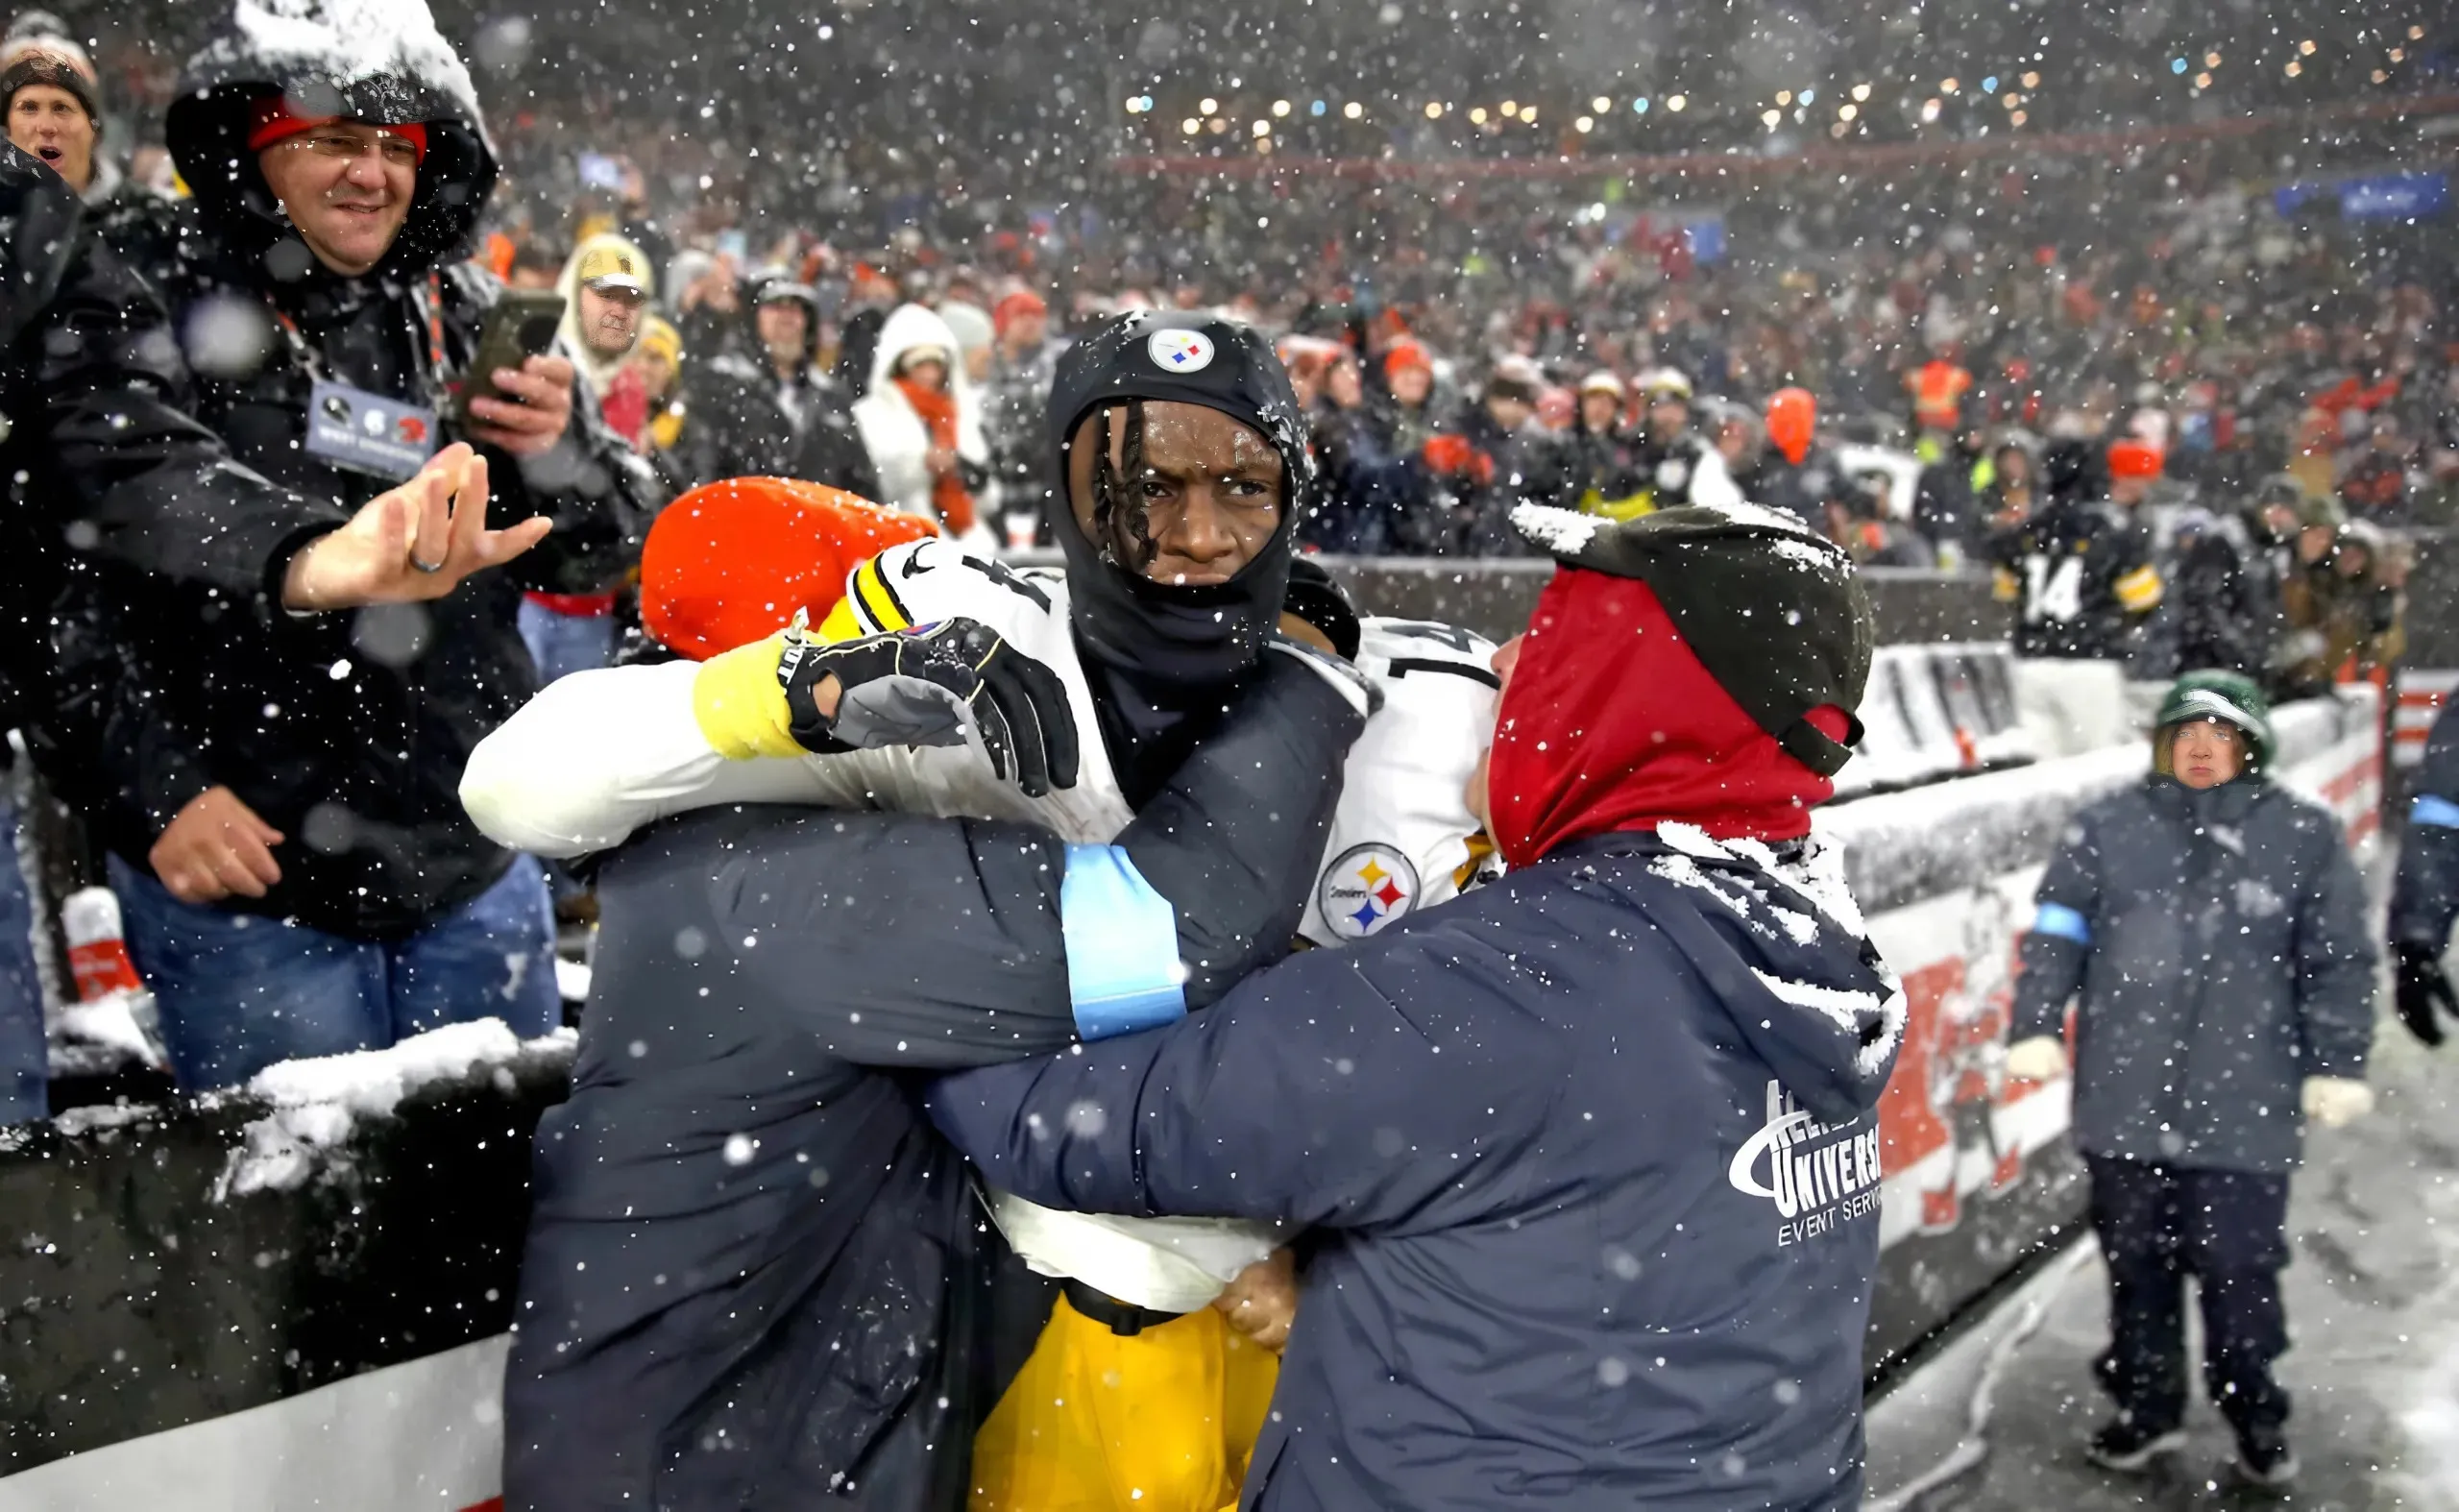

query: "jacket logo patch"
(1320, 842), (1419, 940)
(1148, 329), (1215, 374)
(1729, 1081), (1883, 1237)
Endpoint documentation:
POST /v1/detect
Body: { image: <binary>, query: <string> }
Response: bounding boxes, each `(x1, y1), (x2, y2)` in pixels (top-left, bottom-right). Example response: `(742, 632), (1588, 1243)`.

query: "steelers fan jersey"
(1987, 498), (2163, 662)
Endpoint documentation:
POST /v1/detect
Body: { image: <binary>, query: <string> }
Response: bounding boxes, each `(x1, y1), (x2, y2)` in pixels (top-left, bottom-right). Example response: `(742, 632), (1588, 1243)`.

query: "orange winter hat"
(640, 477), (938, 660)
(2106, 437), (2165, 480)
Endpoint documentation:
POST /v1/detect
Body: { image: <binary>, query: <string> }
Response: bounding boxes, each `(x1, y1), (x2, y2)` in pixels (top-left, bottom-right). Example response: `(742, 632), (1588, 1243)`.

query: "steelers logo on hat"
(1319, 841), (1420, 940)
(1148, 328), (1215, 374)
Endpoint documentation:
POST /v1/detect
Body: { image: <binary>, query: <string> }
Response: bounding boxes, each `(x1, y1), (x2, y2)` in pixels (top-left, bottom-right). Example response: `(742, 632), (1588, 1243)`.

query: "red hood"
(1490, 570), (1844, 867)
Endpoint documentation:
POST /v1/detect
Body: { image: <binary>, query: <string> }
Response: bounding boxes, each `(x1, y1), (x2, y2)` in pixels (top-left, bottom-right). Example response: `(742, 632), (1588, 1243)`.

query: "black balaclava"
(1043, 311), (1313, 804)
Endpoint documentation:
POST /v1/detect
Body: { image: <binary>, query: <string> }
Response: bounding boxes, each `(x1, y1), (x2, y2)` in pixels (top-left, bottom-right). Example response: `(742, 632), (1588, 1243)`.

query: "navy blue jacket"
(503, 650), (1365, 1511)
(2012, 774), (2374, 1175)
(932, 828), (1904, 1511)
(2393, 698), (2459, 956)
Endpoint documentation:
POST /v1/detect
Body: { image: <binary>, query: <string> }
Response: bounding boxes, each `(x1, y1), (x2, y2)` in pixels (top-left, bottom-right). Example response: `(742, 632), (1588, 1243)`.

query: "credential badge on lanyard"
(289, 275), (446, 483)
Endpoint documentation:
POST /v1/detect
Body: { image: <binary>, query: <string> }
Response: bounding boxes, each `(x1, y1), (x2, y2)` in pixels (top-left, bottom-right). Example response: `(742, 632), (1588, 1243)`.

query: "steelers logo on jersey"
(1320, 842), (1421, 940)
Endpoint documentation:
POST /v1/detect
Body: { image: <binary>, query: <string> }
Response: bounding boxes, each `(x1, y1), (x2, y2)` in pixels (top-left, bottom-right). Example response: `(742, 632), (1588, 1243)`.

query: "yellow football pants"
(968, 1296), (1279, 1512)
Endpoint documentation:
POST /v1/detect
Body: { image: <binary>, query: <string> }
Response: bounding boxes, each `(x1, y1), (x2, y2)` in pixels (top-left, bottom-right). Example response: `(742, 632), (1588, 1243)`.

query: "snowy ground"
(1864, 1014), (2459, 1511)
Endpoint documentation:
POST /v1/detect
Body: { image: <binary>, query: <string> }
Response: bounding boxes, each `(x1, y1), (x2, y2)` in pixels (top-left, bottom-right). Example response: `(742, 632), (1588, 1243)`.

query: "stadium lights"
(1939, 77), (1960, 93)
(2170, 58), (2187, 74)
(1667, 93), (1687, 111)
(1776, 89), (1792, 105)
(1830, 122), (1849, 138)
(2195, 70), (2214, 87)
(2389, 47), (2405, 61)
(1253, 119), (1271, 135)
(1591, 95), (1611, 112)
(1343, 100), (1364, 119)
(1469, 106), (1489, 123)
(1838, 103), (1857, 120)
(1850, 82), (1871, 101)
(1273, 99), (1291, 116)
(1920, 97), (1942, 121)
(1424, 101), (1445, 118)
(1800, 87), (1816, 104)
(1521, 105), (1538, 122)
(2284, 60), (2302, 77)
(2373, 68), (2389, 83)
(1500, 99), (1519, 115)
(1208, 116), (1230, 134)
(1311, 99), (1326, 115)
(1981, 75), (1999, 92)
(2298, 39), (2316, 55)
(1632, 96), (1649, 113)
(2009, 110), (2028, 126)
(2003, 93), (2020, 109)
(1200, 97), (1219, 114)
(2204, 51), (2222, 67)
(2412, 25), (2426, 39)
(1181, 117), (1201, 134)
(1575, 114), (1595, 133)
(2020, 71), (2040, 88)
(1761, 109), (1782, 128)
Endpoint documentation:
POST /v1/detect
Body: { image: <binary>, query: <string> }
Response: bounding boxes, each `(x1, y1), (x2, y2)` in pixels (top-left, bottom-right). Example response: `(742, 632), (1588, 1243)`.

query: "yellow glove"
(2003, 1035), (2068, 1083)
(691, 632), (803, 761)
(2301, 1076), (2374, 1129)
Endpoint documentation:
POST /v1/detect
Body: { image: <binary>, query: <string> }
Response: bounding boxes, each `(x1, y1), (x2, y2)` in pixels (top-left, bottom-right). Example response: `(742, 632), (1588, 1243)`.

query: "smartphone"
(453, 290), (566, 427)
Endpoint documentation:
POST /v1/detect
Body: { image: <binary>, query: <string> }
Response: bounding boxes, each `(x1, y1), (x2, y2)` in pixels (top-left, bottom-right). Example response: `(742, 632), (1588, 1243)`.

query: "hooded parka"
(46, 0), (655, 939)
(932, 515), (1903, 1510)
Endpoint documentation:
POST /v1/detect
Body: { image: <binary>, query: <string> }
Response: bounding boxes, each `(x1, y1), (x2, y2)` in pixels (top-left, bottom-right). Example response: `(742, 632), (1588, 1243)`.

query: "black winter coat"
(2013, 775), (2374, 1174)
(935, 829), (1905, 1511)
(0, 145), (340, 747)
(647, 362), (802, 495)
(502, 649), (1365, 1511)
(46, 22), (656, 939)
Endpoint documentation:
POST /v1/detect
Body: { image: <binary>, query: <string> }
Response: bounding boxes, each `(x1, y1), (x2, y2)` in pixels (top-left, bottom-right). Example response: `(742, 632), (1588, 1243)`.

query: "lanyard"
(268, 271), (450, 406)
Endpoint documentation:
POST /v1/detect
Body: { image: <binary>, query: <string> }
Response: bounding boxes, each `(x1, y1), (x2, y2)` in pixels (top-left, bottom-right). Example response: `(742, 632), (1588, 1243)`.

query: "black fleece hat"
(1512, 501), (1876, 776)
(0, 53), (95, 127)
(1043, 311), (1313, 688)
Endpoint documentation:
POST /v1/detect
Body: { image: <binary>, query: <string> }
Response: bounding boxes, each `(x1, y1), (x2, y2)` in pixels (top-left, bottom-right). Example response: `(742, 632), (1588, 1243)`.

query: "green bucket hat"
(2154, 670), (2274, 772)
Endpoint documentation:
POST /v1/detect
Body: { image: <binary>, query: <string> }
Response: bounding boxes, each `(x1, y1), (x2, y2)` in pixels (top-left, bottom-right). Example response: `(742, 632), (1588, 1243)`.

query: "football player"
(464, 312), (1499, 1510)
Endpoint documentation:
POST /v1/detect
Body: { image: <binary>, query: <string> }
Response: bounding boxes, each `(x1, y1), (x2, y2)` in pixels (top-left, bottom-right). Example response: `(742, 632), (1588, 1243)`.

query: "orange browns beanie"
(639, 477), (939, 660)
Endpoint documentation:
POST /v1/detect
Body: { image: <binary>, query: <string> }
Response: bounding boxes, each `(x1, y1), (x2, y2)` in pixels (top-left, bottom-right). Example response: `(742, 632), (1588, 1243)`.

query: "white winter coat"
(852, 304), (990, 530)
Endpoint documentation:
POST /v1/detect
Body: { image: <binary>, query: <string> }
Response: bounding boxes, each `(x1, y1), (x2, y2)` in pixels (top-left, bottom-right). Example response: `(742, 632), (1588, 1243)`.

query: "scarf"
(894, 375), (977, 535)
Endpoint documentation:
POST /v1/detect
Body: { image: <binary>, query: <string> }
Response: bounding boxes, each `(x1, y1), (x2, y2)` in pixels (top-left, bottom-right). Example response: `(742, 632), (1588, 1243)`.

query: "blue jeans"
(0, 796), (47, 1125)
(518, 598), (617, 685)
(110, 853), (559, 1091)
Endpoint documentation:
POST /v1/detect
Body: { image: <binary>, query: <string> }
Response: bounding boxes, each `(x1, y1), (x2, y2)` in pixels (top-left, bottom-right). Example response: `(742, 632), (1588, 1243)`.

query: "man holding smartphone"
(47, 0), (655, 1090)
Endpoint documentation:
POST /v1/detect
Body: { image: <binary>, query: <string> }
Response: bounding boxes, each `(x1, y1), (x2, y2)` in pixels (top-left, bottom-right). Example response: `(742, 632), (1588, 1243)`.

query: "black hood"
(1042, 310), (1313, 692)
(168, 0), (497, 284)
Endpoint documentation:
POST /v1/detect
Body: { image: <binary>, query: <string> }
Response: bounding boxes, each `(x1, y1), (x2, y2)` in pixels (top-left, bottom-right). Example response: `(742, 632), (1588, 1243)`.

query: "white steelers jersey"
(1301, 617), (1499, 948)
(467, 534), (1499, 1310)
(840, 538), (1499, 1310)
